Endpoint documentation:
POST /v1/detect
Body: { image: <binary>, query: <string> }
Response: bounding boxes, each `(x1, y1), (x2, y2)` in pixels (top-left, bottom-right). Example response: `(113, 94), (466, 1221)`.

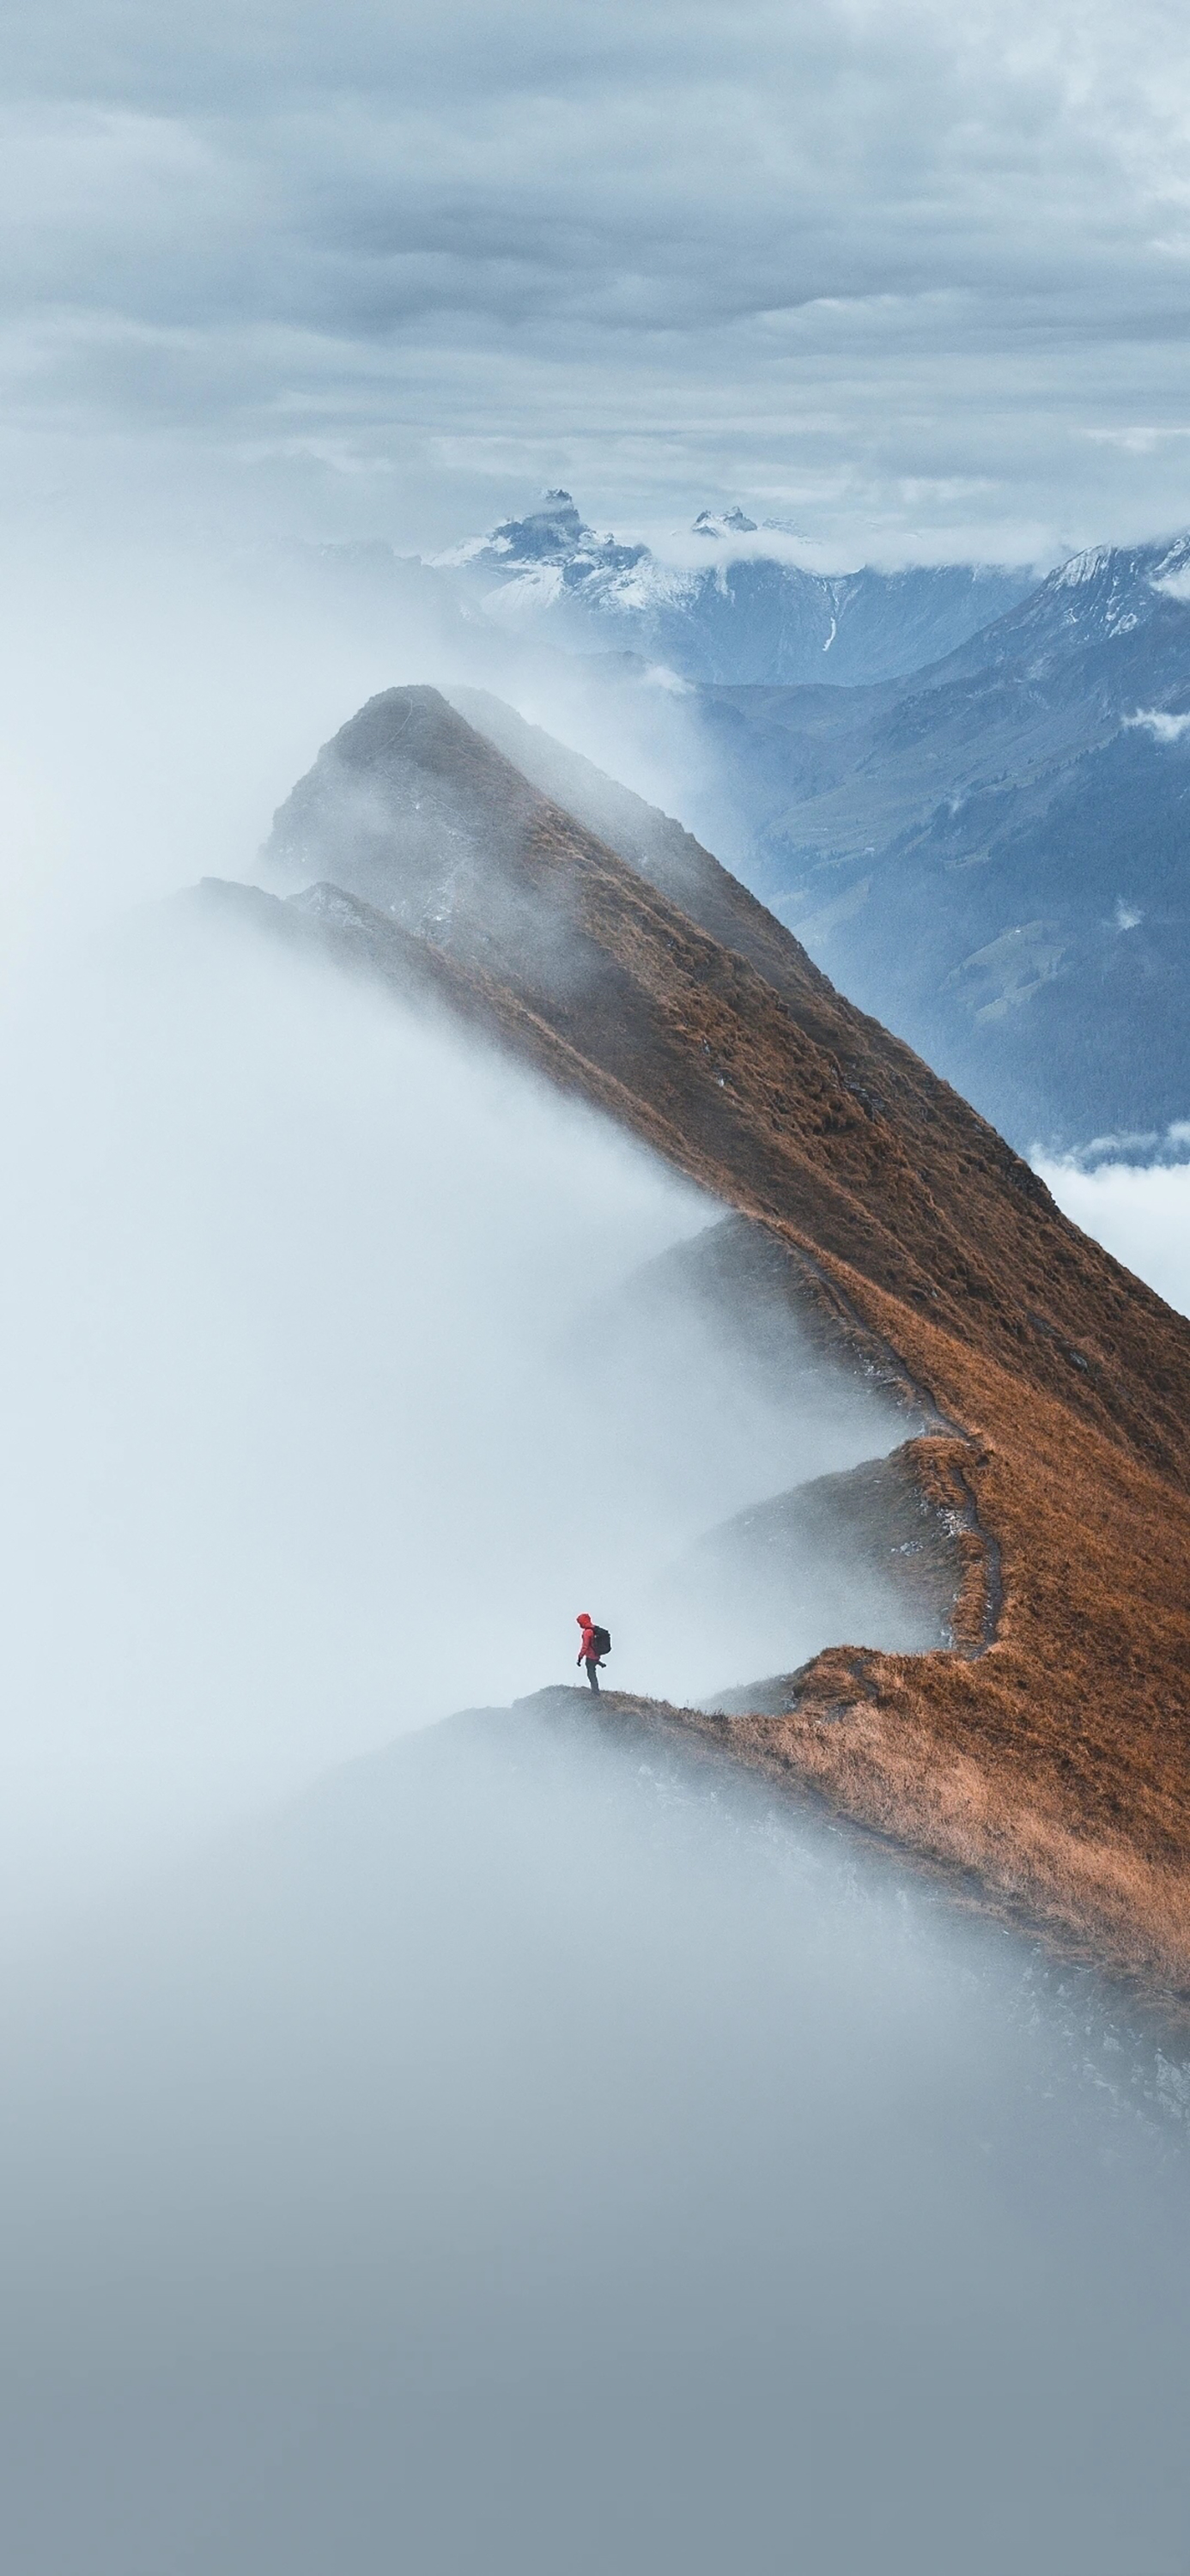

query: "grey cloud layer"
(3, 0), (1190, 554)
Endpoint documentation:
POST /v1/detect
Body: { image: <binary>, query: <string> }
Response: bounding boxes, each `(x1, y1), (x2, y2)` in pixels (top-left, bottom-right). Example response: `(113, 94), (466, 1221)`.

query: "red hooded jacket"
(576, 1613), (602, 1666)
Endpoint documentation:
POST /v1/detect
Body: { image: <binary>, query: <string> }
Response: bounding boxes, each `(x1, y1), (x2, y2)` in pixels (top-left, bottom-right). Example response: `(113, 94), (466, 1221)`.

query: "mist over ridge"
(0, 530), (1183, 2575)
(2, 1687), (1189, 2576)
(4, 0), (1190, 2558)
(0, 865), (932, 1945)
(245, 673), (1190, 2001)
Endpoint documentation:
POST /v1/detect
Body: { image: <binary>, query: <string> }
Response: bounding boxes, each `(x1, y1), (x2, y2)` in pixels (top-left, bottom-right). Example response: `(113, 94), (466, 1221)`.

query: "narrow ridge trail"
(209, 683), (1190, 1991)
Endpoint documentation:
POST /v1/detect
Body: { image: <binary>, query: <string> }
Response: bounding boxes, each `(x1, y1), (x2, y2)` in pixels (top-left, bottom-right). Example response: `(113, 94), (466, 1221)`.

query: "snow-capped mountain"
(428, 491), (1033, 687)
(690, 506), (758, 539)
(679, 529), (1190, 1147)
(433, 488), (649, 586)
(935, 532), (1190, 683)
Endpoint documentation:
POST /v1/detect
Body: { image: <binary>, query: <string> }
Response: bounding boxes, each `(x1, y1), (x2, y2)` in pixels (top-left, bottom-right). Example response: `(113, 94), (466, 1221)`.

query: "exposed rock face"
(248, 683), (1190, 1989)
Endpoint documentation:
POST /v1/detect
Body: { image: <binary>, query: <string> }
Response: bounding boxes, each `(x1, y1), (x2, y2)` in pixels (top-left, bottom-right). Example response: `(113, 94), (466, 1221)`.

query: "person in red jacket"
(576, 1612), (605, 1694)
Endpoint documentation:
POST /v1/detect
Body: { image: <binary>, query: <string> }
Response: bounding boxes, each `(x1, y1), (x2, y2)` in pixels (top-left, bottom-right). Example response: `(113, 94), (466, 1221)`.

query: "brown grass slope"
(260, 686), (1190, 1988)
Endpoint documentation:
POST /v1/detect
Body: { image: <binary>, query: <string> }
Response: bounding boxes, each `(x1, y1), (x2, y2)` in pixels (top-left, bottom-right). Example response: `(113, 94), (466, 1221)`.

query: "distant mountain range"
(294, 499), (1190, 1150)
(680, 533), (1190, 1148)
(428, 490), (1033, 686)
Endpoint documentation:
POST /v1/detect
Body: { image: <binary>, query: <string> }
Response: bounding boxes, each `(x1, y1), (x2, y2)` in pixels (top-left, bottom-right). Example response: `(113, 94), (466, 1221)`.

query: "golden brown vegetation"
(252, 687), (1190, 1990)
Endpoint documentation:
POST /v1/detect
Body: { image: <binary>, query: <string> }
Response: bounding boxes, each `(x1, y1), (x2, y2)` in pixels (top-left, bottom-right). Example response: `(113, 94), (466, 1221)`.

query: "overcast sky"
(4, 0), (1190, 563)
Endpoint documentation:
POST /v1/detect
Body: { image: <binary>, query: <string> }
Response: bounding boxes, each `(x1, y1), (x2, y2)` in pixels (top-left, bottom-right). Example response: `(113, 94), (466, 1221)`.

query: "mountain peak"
(491, 488), (588, 559)
(428, 495), (1035, 681)
(431, 489), (647, 580)
(953, 526), (1190, 665)
(691, 506), (758, 538)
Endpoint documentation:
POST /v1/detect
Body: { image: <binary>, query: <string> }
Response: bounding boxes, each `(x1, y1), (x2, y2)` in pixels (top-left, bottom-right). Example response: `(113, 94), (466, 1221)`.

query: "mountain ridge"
(240, 683), (1190, 1988)
(428, 489), (1034, 687)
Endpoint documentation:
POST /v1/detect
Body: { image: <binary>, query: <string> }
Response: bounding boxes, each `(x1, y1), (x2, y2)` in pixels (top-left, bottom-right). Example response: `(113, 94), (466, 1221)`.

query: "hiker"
(576, 1611), (610, 1693)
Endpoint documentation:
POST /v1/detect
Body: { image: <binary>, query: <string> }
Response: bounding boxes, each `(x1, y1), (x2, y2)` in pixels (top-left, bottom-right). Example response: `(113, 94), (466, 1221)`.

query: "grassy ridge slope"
(251, 687), (1190, 1987)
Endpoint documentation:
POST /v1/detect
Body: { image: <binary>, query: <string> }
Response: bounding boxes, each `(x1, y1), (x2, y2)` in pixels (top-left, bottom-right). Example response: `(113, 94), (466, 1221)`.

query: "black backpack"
(590, 1624), (612, 1660)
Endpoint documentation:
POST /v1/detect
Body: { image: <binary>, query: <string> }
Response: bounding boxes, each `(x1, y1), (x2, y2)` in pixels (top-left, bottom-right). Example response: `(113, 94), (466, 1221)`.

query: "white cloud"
(1034, 1148), (1190, 1315)
(1122, 705), (1190, 738)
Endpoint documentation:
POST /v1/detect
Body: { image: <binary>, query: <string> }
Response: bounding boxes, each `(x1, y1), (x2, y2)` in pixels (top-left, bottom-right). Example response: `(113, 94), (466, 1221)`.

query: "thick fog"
(0, 876), (915, 1945)
(0, 1703), (1187, 2576)
(1036, 1144), (1190, 1319)
(0, 536), (492, 952)
(3, 544), (1187, 2576)
(0, 533), (709, 968)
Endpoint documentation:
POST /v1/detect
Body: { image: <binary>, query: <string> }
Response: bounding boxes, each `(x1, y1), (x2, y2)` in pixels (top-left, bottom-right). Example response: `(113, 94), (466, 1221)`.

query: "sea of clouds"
(1035, 1124), (1190, 1317)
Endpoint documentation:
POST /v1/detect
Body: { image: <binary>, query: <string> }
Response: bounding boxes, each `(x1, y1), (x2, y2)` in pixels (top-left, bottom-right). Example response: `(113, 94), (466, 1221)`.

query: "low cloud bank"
(0, 1703), (1187, 2575)
(0, 889), (908, 1942)
(0, 538), (934, 1941)
(1035, 1137), (1190, 1316)
(1123, 705), (1190, 740)
(1, 527), (1187, 2576)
